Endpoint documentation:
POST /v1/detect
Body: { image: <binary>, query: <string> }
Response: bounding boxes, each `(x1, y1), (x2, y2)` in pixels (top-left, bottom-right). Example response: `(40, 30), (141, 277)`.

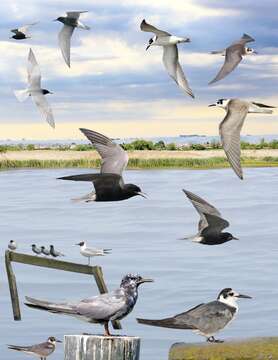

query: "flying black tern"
(209, 34), (256, 84)
(182, 189), (238, 245)
(75, 241), (111, 265)
(58, 128), (146, 202)
(32, 244), (42, 256)
(49, 245), (65, 258)
(41, 246), (50, 256)
(10, 22), (38, 40)
(54, 11), (90, 67)
(209, 98), (275, 179)
(8, 336), (61, 360)
(25, 274), (153, 336)
(140, 19), (194, 98)
(14, 48), (55, 128)
(8, 240), (17, 251)
(137, 288), (251, 343)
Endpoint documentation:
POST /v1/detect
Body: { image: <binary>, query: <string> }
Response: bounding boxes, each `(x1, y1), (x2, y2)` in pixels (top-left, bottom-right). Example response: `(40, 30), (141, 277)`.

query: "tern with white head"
(8, 240), (17, 251)
(137, 288), (251, 343)
(209, 34), (256, 84)
(14, 48), (55, 128)
(140, 19), (194, 98)
(75, 241), (111, 265)
(209, 98), (275, 179)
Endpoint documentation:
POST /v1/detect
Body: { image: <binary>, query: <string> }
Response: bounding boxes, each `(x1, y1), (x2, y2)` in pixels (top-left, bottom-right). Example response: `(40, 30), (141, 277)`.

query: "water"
(1, 168), (278, 360)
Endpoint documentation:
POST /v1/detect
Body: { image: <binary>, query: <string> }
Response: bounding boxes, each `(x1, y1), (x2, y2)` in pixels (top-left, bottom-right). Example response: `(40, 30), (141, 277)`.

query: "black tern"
(49, 245), (65, 258)
(182, 190), (238, 245)
(10, 22), (38, 40)
(14, 48), (55, 128)
(209, 98), (275, 179)
(41, 246), (50, 256)
(209, 34), (256, 84)
(8, 336), (61, 360)
(32, 244), (42, 256)
(137, 288), (251, 343)
(8, 240), (17, 251)
(25, 274), (153, 336)
(58, 128), (146, 202)
(54, 11), (90, 68)
(75, 241), (111, 265)
(140, 19), (194, 98)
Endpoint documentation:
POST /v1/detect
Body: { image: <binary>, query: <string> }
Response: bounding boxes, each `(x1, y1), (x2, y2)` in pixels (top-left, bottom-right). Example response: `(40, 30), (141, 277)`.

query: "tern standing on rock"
(58, 128), (147, 202)
(8, 336), (61, 360)
(140, 19), (194, 98)
(137, 288), (251, 343)
(209, 34), (256, 84)
(14, 48), (55, 128)
(209, 98), (275, 179)
(25, 274), (153, 336)
(182, 190), (238, 245)
(10, 22), (38, 40)
(54, 11), (90, 67)
(75, 241), (111, 265)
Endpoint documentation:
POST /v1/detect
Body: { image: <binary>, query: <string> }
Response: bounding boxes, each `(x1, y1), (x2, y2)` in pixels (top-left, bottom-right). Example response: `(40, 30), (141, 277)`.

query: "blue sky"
(0, 0), (278, 139)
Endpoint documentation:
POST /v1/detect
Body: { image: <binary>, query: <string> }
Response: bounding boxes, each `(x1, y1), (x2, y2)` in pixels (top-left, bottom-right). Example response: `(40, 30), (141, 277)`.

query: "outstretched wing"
(140, 19), (171, 36)
(80, 128), (128, 175)
(219, 99), (249, 179)
(18, 22), (38, 34)
(31, 93), (55, 128)
(58, 25), (74, 67)
(209, 44), (243, 84)
(163, 45), (194, 98)
(28, 48), (41, 89)
(66, 11), (88, 19)
(183, 190), (221, 231)
(202, 214), (229, 237)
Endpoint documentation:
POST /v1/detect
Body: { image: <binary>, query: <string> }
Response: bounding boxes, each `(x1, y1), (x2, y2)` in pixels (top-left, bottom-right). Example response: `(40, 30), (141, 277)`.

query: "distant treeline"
(1, 138), (278, 152)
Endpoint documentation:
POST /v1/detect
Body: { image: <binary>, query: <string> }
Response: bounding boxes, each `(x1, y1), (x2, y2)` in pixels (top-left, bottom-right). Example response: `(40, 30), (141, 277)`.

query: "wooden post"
(4, 250), (121, 329)
(169, 337), (278, 360)
(64, 335), (140, 360)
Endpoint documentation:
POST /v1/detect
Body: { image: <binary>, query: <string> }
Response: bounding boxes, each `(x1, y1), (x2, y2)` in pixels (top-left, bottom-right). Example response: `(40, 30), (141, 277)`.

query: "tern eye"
(149, 38), (153, 44)
(229, 292), (234, 296)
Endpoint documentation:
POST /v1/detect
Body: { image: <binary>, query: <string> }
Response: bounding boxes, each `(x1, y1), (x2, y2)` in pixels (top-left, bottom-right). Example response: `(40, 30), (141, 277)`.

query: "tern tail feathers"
(137, 317), (195, 329)
(14, 89), (30, 102)
(71, 192), (96, 202)
(25, 297), (75, 315)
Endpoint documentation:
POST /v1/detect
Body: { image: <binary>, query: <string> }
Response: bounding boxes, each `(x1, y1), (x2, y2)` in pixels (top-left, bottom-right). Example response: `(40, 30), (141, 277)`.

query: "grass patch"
(1, 157), (278, 170)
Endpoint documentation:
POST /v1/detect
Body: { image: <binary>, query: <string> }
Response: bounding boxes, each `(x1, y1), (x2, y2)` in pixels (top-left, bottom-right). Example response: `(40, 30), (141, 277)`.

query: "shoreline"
(1, 149), (278, 169)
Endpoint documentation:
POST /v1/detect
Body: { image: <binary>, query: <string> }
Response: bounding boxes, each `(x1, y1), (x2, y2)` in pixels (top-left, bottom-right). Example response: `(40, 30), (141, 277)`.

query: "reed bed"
(1, 157), (278, 170)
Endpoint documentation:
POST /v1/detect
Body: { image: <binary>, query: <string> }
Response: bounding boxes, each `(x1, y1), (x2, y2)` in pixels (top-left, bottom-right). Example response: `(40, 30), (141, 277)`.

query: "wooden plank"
(93, 266), (122, 330)
(5, 250), (21, 320)
(64, 335), (140, 360)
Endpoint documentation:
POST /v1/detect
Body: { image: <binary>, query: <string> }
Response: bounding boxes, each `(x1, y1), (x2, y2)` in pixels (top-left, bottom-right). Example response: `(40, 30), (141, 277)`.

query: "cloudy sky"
(1, 0), (278, 139)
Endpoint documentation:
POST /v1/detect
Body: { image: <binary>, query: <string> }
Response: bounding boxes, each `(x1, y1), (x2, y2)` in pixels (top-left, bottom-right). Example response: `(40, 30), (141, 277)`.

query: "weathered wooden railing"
(5, 250), (121, 330)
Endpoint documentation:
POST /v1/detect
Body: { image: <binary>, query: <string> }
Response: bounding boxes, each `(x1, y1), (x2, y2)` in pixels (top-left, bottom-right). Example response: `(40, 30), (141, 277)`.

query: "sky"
(1, 0), (278, 139)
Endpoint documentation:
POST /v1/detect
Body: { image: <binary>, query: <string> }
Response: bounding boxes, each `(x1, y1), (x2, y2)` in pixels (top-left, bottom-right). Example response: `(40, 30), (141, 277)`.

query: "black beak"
(137, 191), (148, 199)
(146, 45), (151, 51)
(237, 294), (252, 299)
(56, 339), (62, 343)
(208, 104), (216, 107)
(138, 278), (154, 284)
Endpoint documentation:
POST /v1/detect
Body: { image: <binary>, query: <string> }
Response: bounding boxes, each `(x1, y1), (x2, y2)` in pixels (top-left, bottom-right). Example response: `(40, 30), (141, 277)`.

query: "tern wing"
(140, 19), (171, 36)
(162, 45), (194, 98)
(28, 49), (41, 89)
(18, 22), (38, 34)
(220, 99), (249, 179)
(80, 128), (128, 175)
(58, 24), (74, 68)
(183, 190), (221, 232)
(31, 93), (55, 128)
(201, 214), (229, 237)
(236, 33), (255, 45)
(209, 44), (243, 84)
(66, 11), (88, 19)
(251, 102), (276, 109)
(77, 289), (126, 321)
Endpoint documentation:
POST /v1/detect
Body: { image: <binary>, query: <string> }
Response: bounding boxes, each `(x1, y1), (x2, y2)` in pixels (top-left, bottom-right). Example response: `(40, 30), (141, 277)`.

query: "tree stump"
(64, 335), (140, 360)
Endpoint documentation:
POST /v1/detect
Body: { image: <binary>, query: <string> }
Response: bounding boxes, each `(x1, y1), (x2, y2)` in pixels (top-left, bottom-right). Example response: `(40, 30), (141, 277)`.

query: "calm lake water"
(1, 168), (278, 360)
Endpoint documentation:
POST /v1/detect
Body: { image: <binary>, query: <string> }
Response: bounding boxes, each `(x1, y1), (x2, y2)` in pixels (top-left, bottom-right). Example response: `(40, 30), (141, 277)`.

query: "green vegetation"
(169, 337), (278, 360)
(1, 156), (278, 170)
